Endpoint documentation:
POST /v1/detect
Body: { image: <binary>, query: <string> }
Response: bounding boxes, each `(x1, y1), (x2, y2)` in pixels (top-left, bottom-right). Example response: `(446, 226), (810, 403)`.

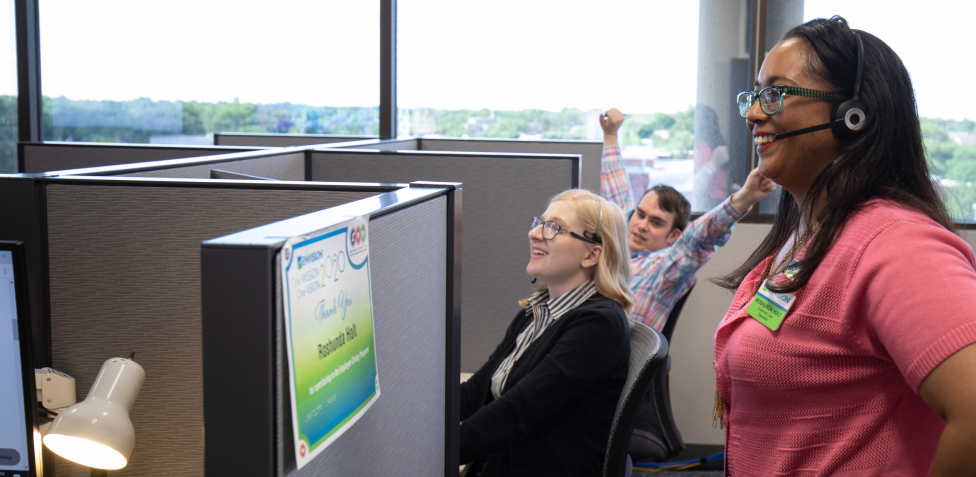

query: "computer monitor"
(0, 241), (40, 477)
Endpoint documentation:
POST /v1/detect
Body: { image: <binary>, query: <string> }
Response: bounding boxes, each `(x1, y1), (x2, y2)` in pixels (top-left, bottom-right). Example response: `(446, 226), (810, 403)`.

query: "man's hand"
(600, 108), (625, 148)
(730, 168), (777, 214)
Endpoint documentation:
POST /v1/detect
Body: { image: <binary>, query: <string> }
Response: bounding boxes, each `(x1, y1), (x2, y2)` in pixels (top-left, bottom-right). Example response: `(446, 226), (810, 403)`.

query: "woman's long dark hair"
(715, 16), (954, 293)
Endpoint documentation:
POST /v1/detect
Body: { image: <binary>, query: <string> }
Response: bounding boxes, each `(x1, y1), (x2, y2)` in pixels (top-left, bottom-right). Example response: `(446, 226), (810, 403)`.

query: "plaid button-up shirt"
(601, 146), (745, 331)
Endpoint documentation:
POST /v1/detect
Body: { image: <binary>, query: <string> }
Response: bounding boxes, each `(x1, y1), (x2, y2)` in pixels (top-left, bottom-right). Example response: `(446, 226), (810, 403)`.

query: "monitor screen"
(0, 241), (39, 477)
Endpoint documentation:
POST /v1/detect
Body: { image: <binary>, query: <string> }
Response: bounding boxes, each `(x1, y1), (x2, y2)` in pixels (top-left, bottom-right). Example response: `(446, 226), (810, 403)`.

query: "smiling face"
(628, 191), (681, 254)
(527, 200), (600, 299)
(749, 38), (841, 201)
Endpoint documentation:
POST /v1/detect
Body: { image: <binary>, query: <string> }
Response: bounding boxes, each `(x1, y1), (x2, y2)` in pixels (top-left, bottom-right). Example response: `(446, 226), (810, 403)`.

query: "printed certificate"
(280, 216), (379, 469)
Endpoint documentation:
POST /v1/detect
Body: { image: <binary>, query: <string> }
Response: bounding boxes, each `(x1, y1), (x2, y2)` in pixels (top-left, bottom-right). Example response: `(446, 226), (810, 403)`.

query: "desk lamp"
(43, 354), (145, 476)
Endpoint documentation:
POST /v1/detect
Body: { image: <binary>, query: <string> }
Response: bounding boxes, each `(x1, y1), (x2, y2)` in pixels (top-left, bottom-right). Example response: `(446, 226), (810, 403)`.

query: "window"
(25, 1), (975, 221)
(801, 1), (976, 221)
(399, 0), (737, 212)
(39, 0), (379, 145)
(0, 0), (15, 173)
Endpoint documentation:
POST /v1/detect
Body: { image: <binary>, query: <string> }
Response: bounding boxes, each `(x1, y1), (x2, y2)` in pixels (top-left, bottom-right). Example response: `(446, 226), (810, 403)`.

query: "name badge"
(747, 280), (796, 331)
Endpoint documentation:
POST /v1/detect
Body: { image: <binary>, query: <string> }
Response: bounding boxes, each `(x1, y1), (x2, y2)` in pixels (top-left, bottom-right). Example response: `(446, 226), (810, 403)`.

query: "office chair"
(660, 284), (694, 343)
(602, 321), (668, 477)
(628, 285), (694, 462)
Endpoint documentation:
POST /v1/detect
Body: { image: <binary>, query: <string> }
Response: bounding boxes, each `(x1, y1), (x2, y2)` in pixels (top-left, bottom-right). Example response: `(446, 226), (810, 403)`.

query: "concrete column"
(692, 0), (751, 213)
(766, 0), (805, 51)
(757, 0), (804, 214)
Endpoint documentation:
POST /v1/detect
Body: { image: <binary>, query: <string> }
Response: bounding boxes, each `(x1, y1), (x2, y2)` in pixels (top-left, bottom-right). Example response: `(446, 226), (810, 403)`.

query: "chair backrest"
(626, 284), (694, 463)
(660, 284), (694, 343)
(602, 321), (668, 477)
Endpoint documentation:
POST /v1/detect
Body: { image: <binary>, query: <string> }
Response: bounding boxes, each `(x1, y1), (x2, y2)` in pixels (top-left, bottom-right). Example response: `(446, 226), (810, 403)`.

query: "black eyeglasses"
(529, 217), (601, 244)
(737, 85), (846, 118)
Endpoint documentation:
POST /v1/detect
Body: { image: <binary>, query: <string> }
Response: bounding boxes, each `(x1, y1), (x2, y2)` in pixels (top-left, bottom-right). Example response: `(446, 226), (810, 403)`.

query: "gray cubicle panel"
(203, 184), (461, 477)
(337, 137), (602, 192)
(307, 149), (578, 372)
(42, 148), (310, 181)
(0, 173), (406, 477)
(416, 138), (602, 193)
(18, 141), (266, 173)
(214, 132), (377, 147)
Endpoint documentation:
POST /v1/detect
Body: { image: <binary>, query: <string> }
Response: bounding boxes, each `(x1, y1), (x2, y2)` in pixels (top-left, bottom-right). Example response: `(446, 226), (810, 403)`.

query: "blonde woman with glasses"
(459, 189), (634, 477)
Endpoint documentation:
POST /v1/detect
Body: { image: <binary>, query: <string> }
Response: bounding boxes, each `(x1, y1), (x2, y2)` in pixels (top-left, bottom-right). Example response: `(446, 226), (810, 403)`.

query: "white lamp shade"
(43, 357), (145, 470)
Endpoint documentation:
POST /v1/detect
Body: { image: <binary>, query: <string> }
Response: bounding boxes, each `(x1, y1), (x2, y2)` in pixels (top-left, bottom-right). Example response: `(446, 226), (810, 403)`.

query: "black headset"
(773, 31), (869, 142)
(832, 32), (868, 137)
(586, 197), (603, 244)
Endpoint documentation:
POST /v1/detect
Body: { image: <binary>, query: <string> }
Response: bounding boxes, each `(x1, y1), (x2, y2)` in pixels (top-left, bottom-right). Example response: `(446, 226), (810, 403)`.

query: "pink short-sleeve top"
(714, 200), (976, 476)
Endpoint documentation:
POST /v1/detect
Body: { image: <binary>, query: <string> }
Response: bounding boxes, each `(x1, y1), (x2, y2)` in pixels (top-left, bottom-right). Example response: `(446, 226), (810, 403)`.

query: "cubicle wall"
(41, 149), (311, 181)
(0, 173), (421, 477)
(206, 134), (601, 193)
(419, 138), (602, 193)
(338, 137), (602, 192)
(18, 142), (265, 173)
(41, 147), (576, 372)
(203, 185), (461, 477)
(214, 132), (376, 147)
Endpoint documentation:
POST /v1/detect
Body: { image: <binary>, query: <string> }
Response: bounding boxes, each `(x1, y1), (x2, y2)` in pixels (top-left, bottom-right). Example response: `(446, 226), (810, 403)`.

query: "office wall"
(43, 184), (376, 477)
(668, 222), (769, 445)
(672, 223), (976, 445)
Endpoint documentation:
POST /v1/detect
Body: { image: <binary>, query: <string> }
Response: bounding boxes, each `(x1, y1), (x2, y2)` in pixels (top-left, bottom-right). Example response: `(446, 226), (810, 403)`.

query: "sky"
(0, 0), (972, 121)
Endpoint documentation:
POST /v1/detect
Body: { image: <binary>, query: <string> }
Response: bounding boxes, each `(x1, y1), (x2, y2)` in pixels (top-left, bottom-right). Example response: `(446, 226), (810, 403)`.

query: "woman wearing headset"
(459, 189), (634, 476)
(713, 17), (976, 475)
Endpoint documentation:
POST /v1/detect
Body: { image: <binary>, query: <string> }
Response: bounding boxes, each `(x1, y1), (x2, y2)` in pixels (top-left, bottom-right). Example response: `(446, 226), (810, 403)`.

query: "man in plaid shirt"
(600, 108), (776, 331)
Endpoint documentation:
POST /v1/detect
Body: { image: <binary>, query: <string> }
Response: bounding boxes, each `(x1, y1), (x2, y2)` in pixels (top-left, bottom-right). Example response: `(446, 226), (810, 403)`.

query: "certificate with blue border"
(280, 216), (379, 469)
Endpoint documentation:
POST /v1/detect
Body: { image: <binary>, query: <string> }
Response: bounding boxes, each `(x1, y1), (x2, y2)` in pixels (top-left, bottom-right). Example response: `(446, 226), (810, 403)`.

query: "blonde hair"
(521, 189), (634, 312)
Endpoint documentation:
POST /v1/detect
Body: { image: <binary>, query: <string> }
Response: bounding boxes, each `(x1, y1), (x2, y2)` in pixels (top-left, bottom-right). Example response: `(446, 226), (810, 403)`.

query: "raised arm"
(668, 168), (775, 262)
(628, 169), (775, 328)
(600, 108), (634, 213)
(729, 168), (776, 216)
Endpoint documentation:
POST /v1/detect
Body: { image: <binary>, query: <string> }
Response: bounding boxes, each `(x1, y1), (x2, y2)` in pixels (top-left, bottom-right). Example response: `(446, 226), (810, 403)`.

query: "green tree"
(212, 100), (258, 132)
(181, 101), (205, 135)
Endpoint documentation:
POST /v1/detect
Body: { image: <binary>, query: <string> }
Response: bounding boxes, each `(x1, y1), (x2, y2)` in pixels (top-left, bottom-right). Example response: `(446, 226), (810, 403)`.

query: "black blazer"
(460, 294), (630, 477)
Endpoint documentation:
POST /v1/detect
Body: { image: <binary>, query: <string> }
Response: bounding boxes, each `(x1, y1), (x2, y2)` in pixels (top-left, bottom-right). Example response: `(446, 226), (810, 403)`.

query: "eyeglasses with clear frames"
(529, 217), (601, 244)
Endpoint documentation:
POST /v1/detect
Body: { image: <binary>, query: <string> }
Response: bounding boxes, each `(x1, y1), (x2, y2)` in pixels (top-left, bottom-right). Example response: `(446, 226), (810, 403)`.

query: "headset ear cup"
(832, 99), (868, 138)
